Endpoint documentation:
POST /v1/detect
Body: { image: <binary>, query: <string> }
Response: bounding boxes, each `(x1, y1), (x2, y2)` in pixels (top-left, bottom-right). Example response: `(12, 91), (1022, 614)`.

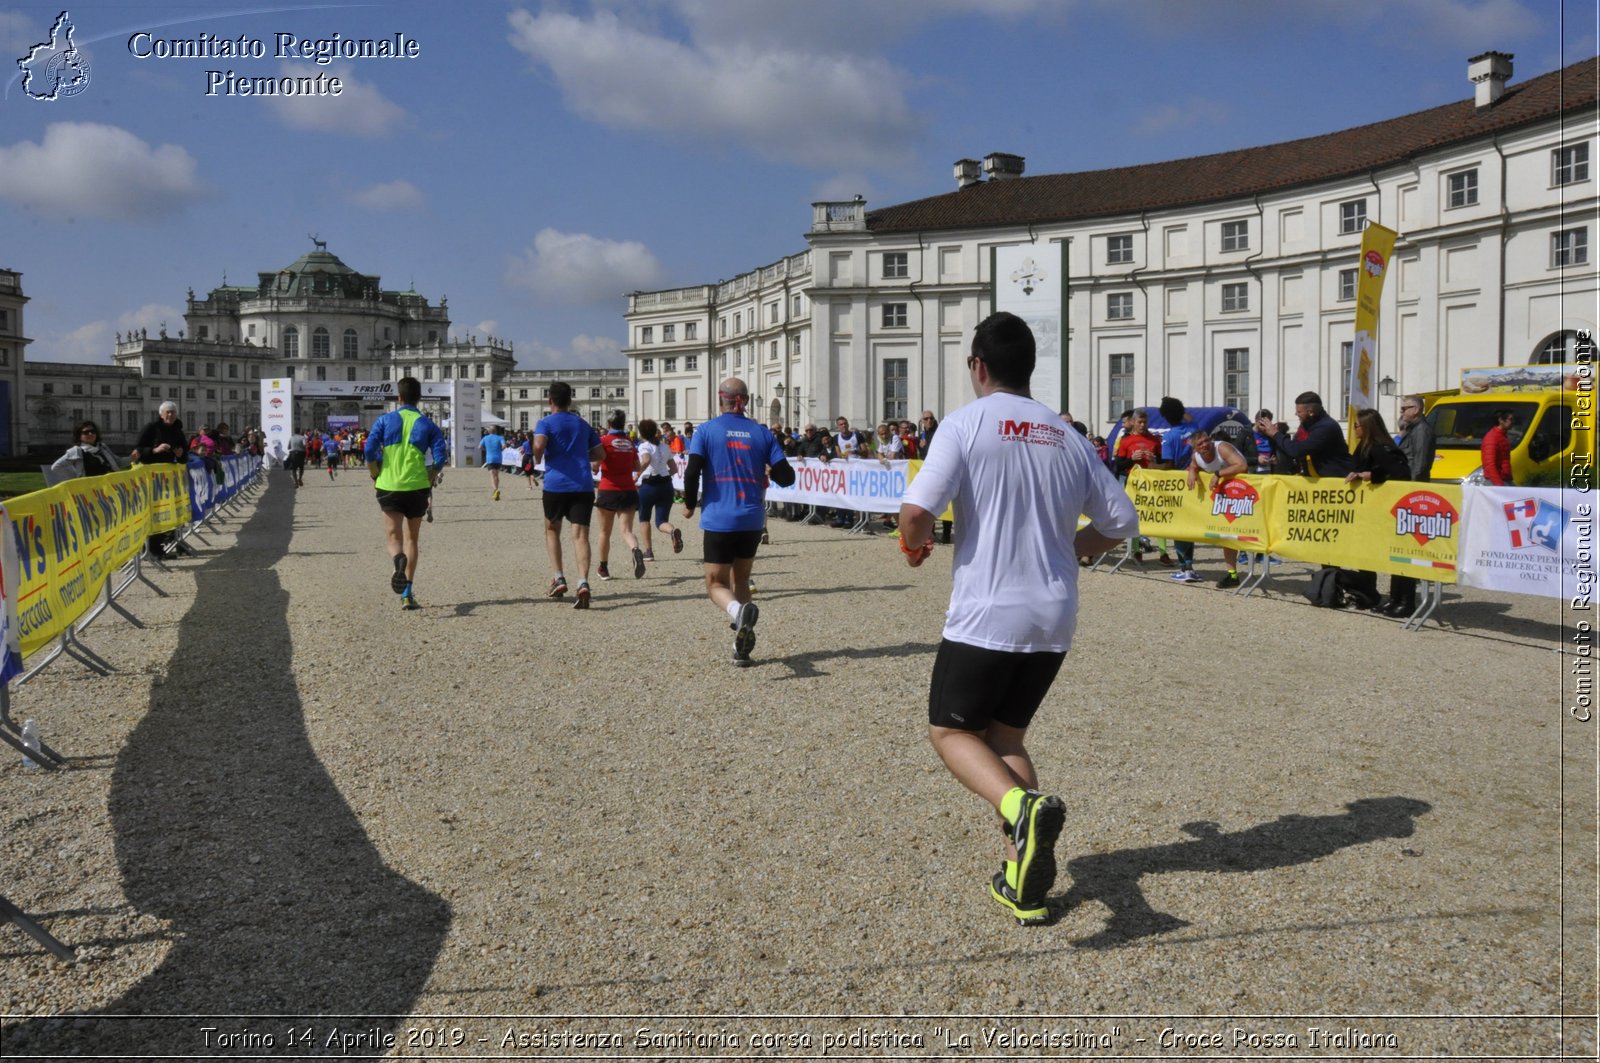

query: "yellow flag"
(1349, 222), (1398, 436)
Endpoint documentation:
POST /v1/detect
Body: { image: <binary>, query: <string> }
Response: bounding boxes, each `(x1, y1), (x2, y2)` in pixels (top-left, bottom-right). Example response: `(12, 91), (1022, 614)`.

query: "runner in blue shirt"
(322, 432), (341, 480)
(682, 377), (795, 665)
(533, 381), (604, 608)
(479, 427), (507, 501)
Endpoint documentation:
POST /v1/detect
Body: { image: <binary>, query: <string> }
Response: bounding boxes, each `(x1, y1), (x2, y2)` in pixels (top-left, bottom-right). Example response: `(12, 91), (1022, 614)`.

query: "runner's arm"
(681, 453), (706, 514)
(767, 458), (795, 487)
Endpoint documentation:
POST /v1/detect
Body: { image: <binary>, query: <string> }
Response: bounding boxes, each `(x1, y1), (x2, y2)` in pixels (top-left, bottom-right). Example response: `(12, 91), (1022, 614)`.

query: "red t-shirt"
(1115, 430), (1160, 467)
(598, 431), (638, 491)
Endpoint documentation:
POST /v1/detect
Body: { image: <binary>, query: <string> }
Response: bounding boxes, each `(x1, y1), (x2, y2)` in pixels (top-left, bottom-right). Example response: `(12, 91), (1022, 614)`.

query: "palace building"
(624, 53), (1598, 431)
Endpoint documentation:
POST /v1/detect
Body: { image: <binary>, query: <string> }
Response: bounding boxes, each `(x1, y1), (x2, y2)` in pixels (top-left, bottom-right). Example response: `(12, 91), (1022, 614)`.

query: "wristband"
(899, 535), (933, 560)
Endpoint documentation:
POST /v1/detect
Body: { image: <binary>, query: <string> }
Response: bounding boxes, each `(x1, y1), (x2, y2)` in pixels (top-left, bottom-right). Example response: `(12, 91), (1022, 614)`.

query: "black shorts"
(285, 451), (305, 471)
(376, 488), (431, 520)
(326, 452), (341, 467)
(596, 489), (640, 513)
(543, 490), (595, 526)
(927, 639), (1066, 732)
(702, 529), (764, 565)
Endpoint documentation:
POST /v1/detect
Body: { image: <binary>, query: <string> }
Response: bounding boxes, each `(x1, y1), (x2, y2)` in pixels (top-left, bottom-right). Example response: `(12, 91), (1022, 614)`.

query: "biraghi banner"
(1348, 221), (1398, 426)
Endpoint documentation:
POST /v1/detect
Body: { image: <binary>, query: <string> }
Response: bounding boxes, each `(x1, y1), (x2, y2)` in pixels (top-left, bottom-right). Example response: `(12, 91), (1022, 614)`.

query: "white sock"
(725, 600), (743, 622)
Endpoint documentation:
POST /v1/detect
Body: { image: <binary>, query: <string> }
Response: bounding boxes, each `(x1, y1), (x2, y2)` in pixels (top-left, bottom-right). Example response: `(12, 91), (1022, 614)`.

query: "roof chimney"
(1468, 51), (1513, 109)
(982, 152), (1025, 181)
(954, 158), (982, 190)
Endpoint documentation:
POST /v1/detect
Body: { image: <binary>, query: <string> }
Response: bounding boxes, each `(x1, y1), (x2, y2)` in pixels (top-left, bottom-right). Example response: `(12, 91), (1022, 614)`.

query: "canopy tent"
(441, 411), (508, 427)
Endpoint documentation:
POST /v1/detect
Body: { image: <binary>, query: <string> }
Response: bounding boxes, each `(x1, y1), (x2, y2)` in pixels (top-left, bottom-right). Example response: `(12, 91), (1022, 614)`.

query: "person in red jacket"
(1480, 409), (1515, 485)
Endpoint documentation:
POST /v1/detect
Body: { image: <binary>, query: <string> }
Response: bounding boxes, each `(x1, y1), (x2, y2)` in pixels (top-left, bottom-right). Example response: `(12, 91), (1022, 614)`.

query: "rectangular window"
(591, 387), (601, 398)
(41, 383), (53, 394)
(248, 323), (256, 337)
(228, 363), (238, 378)
(1448, 168), (1478, 208)
(228, 389), (238, 400)
(100, 384), (110, 396)
(206, 389), (216, 400)
(1221, 282), (1249, 312)
(685, 355), (698, 371)
(664, 389), (677, 419)
(313, 367), (325, 382)
(640, 326), (653, 344)
(665, 357), (677, 373)
(422, 365), (432, 380)
(519, 389), (528, 399)
(769, 341), (779, 361)
(442, 364), (453, 378)
(767, 301), (779, 324)
(197, 325), (208, 339)
(0, 309), (10, 331)
(126, 410), (139, 431)
(642, 358), (654, 373)
(168, 361), (178, 376)
(882, 358), (908, 421)
(1223, 348), (1249, 409)
(718, 318), (727, 338)
(186, 387), (196, 399)
(1221, 220), (1250, 252)
(185, 361), (195, 376)
(1338, 268), (1358, 301)
(474, 364), (485, 379)
(347, 367), (357, 381)
(792, 294), (803, 317)
(1108, 353), (1134, 423)
(884, 251), (908, 278)
(519, 411), (530, 430)
(1340, 341), (1354, 411)
(662, 324), (675, 342)
(1107, 292), (1134, 321)
(1106, 234), (1134, 265)
(71, 383), (83, 395)
(685, 322), (698, 340)
(1554, 227), (1589, 267)
(1554, 143), (1589, 186)
(734, 312), (742, 333)
(1339, 199), (1367, 234)
(882, 303), (907, 328)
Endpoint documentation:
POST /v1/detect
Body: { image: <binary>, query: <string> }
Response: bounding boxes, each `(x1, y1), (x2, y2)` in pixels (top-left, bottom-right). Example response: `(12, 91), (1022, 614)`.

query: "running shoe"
(573, 582), (591, 609)
(390, 554), (408, 594)
(671, 528), (683, 554)
(1158, 553), (1175, 568)
(641, 550), (655, 562)
(732, 601), (759, 665)
(400, 586), (420, 611)
(1169, 570), (1190, 582)
(1215, 572), (1241, 589)
(632, 546), (646, 579)
(546, 577), (567, 599)
(425, 501), (433, 524)
(761, 529), (770, 545)
(1004, 789), (1064, 906)
(989, 869), (1050, 926)
(493, 489), (501, 501)
(597, 561), (612, 581)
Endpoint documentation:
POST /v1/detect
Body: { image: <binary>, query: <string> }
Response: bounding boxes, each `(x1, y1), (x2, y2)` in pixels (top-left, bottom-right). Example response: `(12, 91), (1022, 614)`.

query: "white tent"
(441, 411), (509, 427)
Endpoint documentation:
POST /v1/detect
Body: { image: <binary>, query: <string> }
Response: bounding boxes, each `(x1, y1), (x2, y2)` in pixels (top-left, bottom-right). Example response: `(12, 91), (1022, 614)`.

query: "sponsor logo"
(270, 396), (284, 408)
(1363, 249), (1386, 278)
(1210, 479), (1260, 522)
(17, 11), (91, 101)
(350, 383), (394, 395)
(1502, 496), (1566, 552)
(270, 424), (285, 433)
(998, 418), (1066, 446)
(1391, 491), (1458, 545)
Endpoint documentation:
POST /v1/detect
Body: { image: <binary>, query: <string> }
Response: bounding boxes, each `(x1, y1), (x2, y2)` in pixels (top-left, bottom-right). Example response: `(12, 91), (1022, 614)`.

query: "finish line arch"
(260, 377), (482, 468)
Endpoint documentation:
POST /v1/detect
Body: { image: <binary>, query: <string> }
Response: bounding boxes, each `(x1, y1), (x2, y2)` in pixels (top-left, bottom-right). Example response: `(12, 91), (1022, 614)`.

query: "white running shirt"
(902, 392), (1139, 653)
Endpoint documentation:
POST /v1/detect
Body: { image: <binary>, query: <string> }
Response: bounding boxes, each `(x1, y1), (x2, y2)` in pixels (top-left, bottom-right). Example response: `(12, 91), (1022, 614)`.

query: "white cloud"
(0, 122), (206, 220)
(512, 333), (624, 371)
(472, 320), (500, 339)
(348, 179), (424, 212)
(1136, 97), (1231, 137)
(506, 8), (921, 169)
(0, 11), (39, 56)
(43, 303), (181, 363)
(505, 228), (665, 306)
(264, 62), (405, 138)
(812, 174), (878, 205)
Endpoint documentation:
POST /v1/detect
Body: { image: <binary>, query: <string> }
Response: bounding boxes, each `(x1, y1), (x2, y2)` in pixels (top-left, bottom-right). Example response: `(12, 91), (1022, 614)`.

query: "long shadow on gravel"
(1061, 797), (1431, 948)
(4, 477), (451, 1057)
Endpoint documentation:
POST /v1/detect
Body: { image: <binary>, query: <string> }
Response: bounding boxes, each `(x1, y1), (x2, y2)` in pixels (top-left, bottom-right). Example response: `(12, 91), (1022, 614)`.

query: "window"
(768, 341), (778, 361)
(185, 387), (196, 399)
(283, 327), (298, 358)
(1223, 348), (1250, 409)
(882, 303), (907, 328)
(168, 360), (178, 375)
(686, 355), (698, 371)
(1554, 143), (1589, 186)
(792, 294), (803, 317)
(665, 389), (677, 419)
(228, 389), (238, 400)
(665, 358), (677, 373)
(1553, 227), (1589, 267)
(0, 309), (8, 331)
(519, 411), (530, 430)
(197, 325), (208, 339)
(662, 324), (675, 342)
(519, 388), (528, 399)
(734, 312), (742, 333)
(128, 386), (139, 396)
(883, 358), (908, 421)
(789, 335), (802, 359)
(884, 252), (908, 278)
(185, 361), (195, 376)
(718, 318), (727, 338)
(70, 407), (82, 423)
(767, 301), (779, 324)
(475, 364), (485, 379)
(1340, 341), (1354, 411)
(248, 323), (256, 337)
(149, 387), (159, 398)
(1338, 268), (1358, 301)
(314, 367), (325, 382)
(126, 411), (139, 431)
(228, 363), (238, 378)
(427, 330), (437, 343)
(685, 322), (697, 340)
(1339, 199), (1367, 234)
(1107, 293), (1134, 321)
(1535, 330), (1580, 363)
(1108, 353), (1134, 422)
(70, 383), (83, 395)
(442, 363), (453, 378)
(41, 383), (52, 394)
(422, 365), (432, 380)
(641, 326), (654, 344)
(343, 329), (359, 358)
(347, 367), (357, 381)
(1221, 282), (1249, 312)
(312, 326), (330, 357)
(100, 384), (110, 396)
(1221, 220), (1250, 252)
(642, 358), (654, 373)
(1106, 234), (1133, 265)
(205, 388), (216, 400)
(170, 387), (181, 397)
(1448, 169), (1478, 208)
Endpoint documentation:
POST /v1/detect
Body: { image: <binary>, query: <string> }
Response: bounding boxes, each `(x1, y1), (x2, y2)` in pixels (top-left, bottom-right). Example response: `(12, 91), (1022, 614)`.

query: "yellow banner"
(904, 458), (955, 524)
(8, 465), (189, 659)
(1349, 222), (1398, 428)
(1126, 469), (1278, 550)
(1268, 477), (1461, 579)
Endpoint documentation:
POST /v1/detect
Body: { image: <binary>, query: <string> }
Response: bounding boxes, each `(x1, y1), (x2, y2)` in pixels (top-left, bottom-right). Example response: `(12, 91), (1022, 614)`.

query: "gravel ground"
(0, 466), (1593, 1059)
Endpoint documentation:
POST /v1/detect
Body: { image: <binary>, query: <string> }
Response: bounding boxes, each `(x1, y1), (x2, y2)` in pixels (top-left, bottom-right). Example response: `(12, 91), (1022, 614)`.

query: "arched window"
(312, 326), (330, 358)
(1533, 330), (1580, 363)
(283, 326), (299, 358)
(343, 328), (359, 359)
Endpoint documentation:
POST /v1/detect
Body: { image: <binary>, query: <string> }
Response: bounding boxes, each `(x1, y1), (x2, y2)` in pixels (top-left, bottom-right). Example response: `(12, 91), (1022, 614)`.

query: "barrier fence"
(0, 454), (263, 962)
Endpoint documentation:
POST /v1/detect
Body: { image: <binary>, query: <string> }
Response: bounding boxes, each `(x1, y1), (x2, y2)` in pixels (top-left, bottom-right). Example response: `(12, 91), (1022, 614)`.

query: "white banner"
(764, 457), (910, 514)
(994, 243), (1065, 415)
(1457, 486), (1596, 600)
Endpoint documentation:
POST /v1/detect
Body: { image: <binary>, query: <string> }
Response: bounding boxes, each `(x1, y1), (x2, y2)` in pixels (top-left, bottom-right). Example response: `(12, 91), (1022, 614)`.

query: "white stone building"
(492, 367), (630, 433)
(0, 268), (30, 456)
(626, 53), (1598, 431)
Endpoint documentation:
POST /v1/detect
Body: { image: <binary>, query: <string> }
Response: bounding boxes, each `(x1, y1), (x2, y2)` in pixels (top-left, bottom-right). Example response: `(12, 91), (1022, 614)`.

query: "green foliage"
(0, 471), (46, 499)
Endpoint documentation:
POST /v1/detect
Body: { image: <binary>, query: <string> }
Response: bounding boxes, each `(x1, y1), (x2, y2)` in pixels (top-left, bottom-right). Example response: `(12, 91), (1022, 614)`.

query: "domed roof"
(258, 245), (380, 299)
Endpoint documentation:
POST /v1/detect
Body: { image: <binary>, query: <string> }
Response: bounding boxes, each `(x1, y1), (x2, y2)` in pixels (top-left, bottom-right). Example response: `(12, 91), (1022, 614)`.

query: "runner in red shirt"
(594, 410), (647, 580)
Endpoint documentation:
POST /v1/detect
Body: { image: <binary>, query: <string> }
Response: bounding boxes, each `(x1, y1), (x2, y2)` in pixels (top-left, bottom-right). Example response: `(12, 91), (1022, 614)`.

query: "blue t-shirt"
(1160, 421), (1195, 469)
(688, 412), (786, 532)
(534, 411), (600, 493)
(481, 432), (506, 465)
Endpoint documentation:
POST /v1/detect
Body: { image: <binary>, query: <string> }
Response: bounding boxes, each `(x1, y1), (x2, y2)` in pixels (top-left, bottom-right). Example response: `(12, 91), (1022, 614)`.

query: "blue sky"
(0, 0), (1592, 371)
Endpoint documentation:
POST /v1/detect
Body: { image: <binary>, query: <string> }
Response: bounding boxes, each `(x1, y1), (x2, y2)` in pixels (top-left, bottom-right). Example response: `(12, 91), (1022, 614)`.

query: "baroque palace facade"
(625, 53), (1598, 431)
(22, 246), (629, 454)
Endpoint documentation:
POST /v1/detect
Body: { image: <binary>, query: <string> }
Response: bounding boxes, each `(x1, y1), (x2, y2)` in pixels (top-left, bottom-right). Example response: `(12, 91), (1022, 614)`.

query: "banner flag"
(1265, 477), (1463, 579)
(0, 504), (23, 686)
(1458, 486), (1595, 599)
(1349, 222), (1398, 430)
(993, 242), (1067, 414)
(1124, 469), (1278, 550)
(764, 457), (910, 515)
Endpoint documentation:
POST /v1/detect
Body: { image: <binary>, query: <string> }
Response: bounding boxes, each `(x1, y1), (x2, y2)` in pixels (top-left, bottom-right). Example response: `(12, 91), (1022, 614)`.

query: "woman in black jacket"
(133, 402), (188, 556)
(1345, 408), (1412, 614)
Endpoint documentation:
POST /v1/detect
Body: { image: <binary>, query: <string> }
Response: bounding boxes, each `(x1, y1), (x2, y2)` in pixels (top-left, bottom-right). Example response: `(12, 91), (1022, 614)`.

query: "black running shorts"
(927, 639), (1066, 732)
(595, 489), (640, 513)
(543, 490), (595, 526)
(702, 529), (764, 565)
(376, 488), (431, 520)
(285, 451), (305, 471)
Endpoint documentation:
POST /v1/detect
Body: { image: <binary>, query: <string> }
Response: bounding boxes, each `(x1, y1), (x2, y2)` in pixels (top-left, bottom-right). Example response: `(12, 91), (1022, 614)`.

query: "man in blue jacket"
(364, 377), (447, 609)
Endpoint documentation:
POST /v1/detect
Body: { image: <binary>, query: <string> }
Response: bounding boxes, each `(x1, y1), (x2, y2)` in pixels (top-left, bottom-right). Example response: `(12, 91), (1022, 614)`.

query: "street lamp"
(1378, 375), (1397, 397)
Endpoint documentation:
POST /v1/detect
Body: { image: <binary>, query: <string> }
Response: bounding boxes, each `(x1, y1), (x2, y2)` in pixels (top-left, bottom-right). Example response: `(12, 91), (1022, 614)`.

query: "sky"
(0, 0), (1593, 372)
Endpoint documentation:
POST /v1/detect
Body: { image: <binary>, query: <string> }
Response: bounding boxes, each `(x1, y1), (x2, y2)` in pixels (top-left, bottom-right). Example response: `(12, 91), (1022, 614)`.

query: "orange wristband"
(899, 536), (933, 559)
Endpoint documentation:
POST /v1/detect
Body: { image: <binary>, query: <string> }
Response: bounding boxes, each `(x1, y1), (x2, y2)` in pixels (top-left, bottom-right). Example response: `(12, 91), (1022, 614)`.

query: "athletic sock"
(999, 786), (1027, 826)
(725, 599), (744, 623)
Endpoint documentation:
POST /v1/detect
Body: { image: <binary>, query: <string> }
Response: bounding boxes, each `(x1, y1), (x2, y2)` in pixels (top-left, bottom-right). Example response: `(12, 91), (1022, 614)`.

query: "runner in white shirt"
(898, 311), (1139, 925)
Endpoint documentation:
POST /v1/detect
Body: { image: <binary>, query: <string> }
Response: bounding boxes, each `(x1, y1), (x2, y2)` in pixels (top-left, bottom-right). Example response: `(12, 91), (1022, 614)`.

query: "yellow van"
(1423, 365), (1595, 485)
